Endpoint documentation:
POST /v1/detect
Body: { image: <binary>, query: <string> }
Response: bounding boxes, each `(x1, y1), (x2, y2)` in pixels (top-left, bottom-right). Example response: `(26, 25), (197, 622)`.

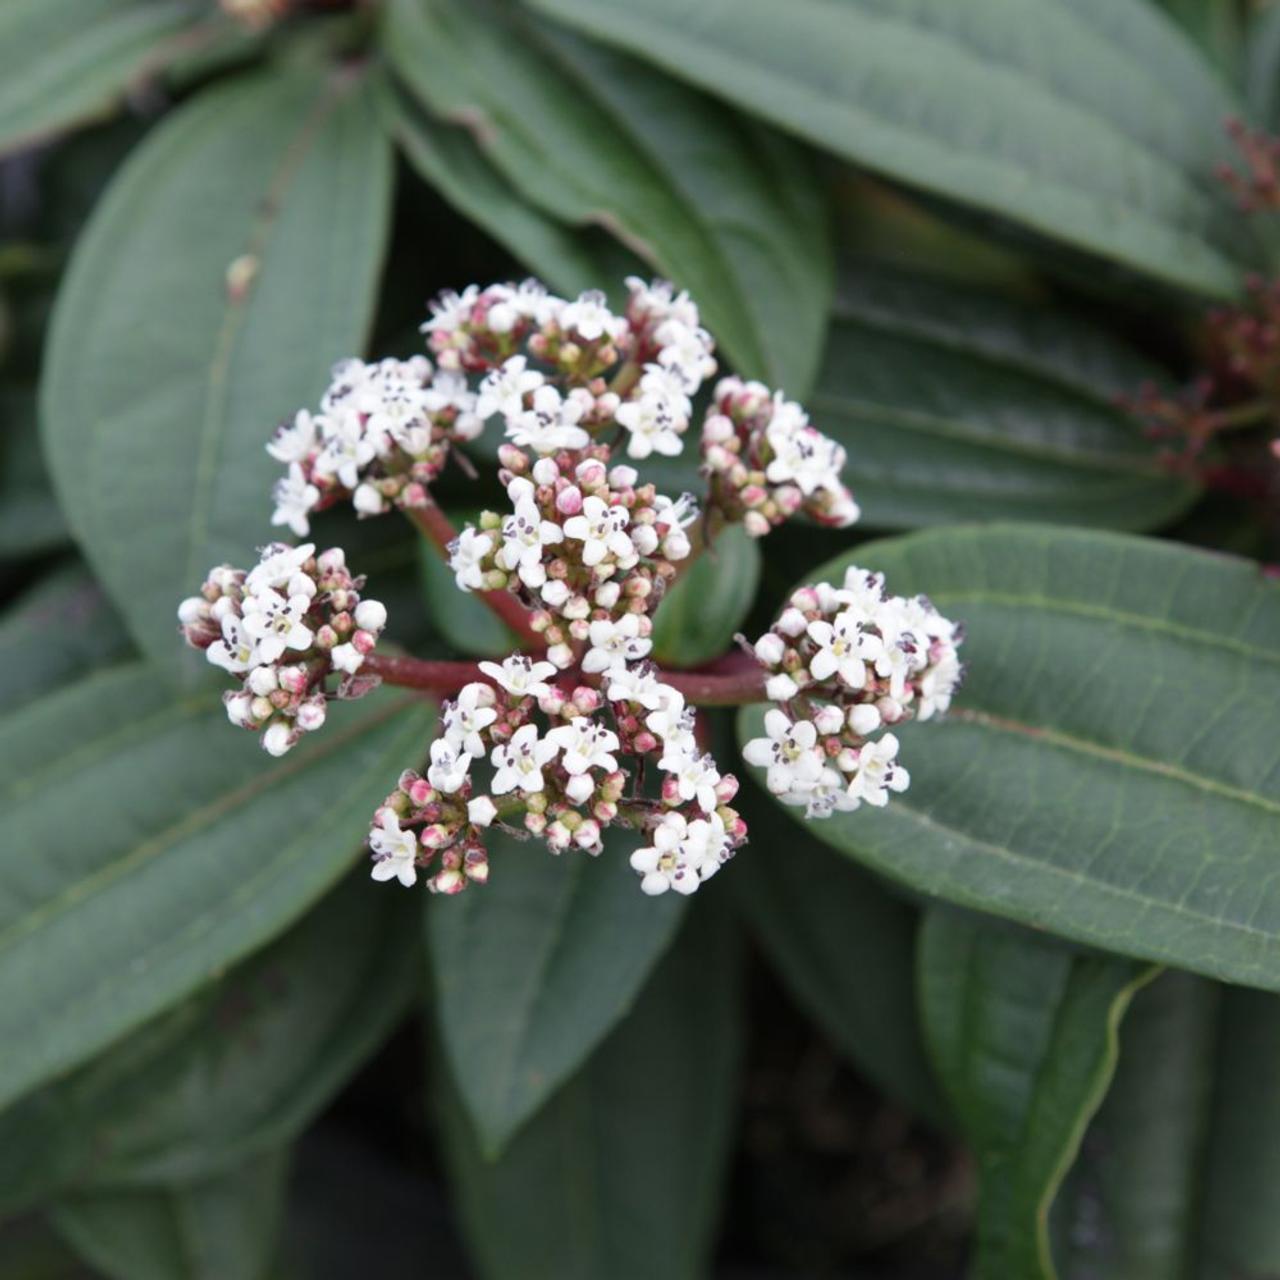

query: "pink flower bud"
(572, 686), (602, 714)
(661, 775), (682, 806)
(743, 511), (772, 538)
(715, 773), (740, 803)
(420, 823), (452, 850)
(556, 485), (584, 516)
(634, 730), (658, 754)
(296, 696), (327, 732)
(702, 414), (734, 444)
(352, 628), (377, 655)
(408, 778), (435, 808)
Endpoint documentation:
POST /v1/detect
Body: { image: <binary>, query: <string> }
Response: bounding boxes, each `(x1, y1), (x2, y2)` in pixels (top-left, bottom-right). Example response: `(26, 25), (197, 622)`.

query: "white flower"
(491, 724), (559, 795)
(441, 683), (499, 758)
(872, 632), (918, 702)
(784, 766), (859, 820)
(659, 746), (721, 813)
(353, 483), (387, 516)
(424, 370), (483, 440)
(838, 567), (885, 614)
(655, 319), (716, 390)
(449, 527), (493, 592)
(626, 277), (698, 328)
(331, 642), (363, 673)
(765, 424), (846, 498)
(241, 589), (313, 663)
(741, 709), (825, 796)
(314, 408), (375, 490)
(561, 495), (633, 567)
(267, 409), (320, 464)
(477, 355), (545, 422)
(478, 654), (558, 699)
(638, 363), (693, 417)
(427, 737), (470, 794)
(582, 614), (651, 673)
(629, 811), (729, 896)
(207, 615), (260, 674)
(422, 285), (478, 333)
(845, 733), (909, 807)
(546, 718), (620, 775)
(644, 685), (690, 741)
(271, 464), (319, 538)
(506, 384), (591, 453)
(615, 390), (685, 459)
(370, 811), (419, 887)
(605, 664), (666, 709)
(322, 358), (373, 413)
(246, 542), (314, 594)
(917, 650), (962, 721)
(559, 289), (625, 342)
(497, 499), (563, 588)
(468, 796), (498, 828)
(807, 610), (877, 689)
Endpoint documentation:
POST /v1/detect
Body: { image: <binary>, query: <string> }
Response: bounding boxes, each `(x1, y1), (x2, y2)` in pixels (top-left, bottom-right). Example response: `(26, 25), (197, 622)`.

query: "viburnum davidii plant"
(179, 278), (963, 897)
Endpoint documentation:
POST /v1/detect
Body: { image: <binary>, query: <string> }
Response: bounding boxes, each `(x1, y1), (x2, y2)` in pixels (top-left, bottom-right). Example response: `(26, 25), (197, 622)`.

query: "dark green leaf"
(732, 775), (947, 1127)
(49, 1149), (288, 1280)
(427, 826), (686, 1153)
(651, 523), (760, 669)
(0, 390), (71, 559)
(0, 873), (416, 1210)
(0, 0), (202, 156)
(740, 525), (1280, 990)
(525, 0), (1255, 296)
(41, 66), (393, 671)
(0, 566), (131, 713)
(437, 902), (741, 1280)
(383, 0), (833, 392)
(1155, 0), (1242, 81)
(919, 909), (1153, 1279)
(1247, 3), (1280, 131)
(818, 263), (1197, 531)
(0, 665), (430, 1111)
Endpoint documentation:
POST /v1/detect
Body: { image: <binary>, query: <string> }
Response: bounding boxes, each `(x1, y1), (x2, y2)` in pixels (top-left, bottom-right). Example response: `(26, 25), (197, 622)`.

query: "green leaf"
(651, 524), (761, 669)
(818, 263), (1198, 531)
(0, 566), (132, 714)
(49, 1149), (288, 1280)
(41, 66), (393, 672)
(437, 902), (741, 1280)
(383, 0), (833, 393)
(739, 524), (1280, 991)
(731, 775), (947, 1127)
(1247, 3), (1280, 131)
(0, 873), (416, 1210)
(1052, 971), (1218, 1279)
(0, 0), (202, 156)
(524, 0), (1255, 297)
(0, 390), (71, 559)
(919, 909), (1154, 1280)
(427, 827), (686, 1153)
(0, 665), (430, 1112)
(378, 76), (632, 299)
(1155, 0), (1242, 81)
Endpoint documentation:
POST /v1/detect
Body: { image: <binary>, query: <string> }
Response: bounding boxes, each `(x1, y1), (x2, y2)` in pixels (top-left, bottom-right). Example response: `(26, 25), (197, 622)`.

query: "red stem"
(363, 653), (483, 693)
(405, 505), (544, 647)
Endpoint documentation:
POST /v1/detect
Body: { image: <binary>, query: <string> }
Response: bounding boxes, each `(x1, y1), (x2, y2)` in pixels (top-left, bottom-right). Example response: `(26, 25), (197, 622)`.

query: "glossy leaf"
(919, 909), (1153, 1279)
(0, 0), (201, 156)
(731, 775), (947, 1127)
(0, 566), (132, 714)
(651, 524), (761, 669)
(50, 1149), (288, 1280)
(1053, 971), (1218, 1279)
(384, 0), (833, 393)
(0, 665), (431, 1111)
(525, 0), (1256, 296)
(818, 264), (1198, 531)
(437, 903), (741, 1280)
(41, 66), (393, 671)
(427, 827), (686, 1153)
(0, 874), (417, 1211)
(740, 525), (1280, 991)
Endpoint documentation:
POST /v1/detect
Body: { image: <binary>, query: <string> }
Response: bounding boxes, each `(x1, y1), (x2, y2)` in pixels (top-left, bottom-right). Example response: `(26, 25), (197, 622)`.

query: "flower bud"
(775, 607), (807, 637)
(765, 673), (799, 701)
(296, 696), (327, 732)
(468, 796), (498, 828)
(848, 704), (882, 736)
(754, 632), (785, 665)
(354, 599), (387, 632)
(261, 721), (295, 757)
(743, 511), (771, 538)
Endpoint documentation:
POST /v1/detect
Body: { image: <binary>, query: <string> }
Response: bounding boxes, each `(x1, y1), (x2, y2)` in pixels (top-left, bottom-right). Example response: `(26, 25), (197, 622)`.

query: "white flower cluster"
(178, 543), (387, 757)
(449, 455), (697, 672)
(703, 376), (860, 536)
(266, 356), (484, 536)
(367, 652), (747, 897)
(742, 564), (963, 818)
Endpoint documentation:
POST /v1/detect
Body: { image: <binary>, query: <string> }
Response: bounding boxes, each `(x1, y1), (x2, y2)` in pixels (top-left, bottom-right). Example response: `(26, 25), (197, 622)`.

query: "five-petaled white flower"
(240, 589), (314, 663)
(562, 495), (634, 567)
(314, 409), (375, 490)
(491, 724), (559, 795)
(806, 609), (878, 689)
(421, 285), (478, 334)
(267, 409), (320, 464)
(477, 355), (545, 422)
(845, 734), (910, 807)
(449, 527), (493, 593)
(246, 542), (314, 594)
(207, 616), (260, 674)
(271, 464), (319, 538)
(615, 391), (685, 459)
(427, 737), (471, 794)
(546, 719), (620, 775)
(559, 289), (626, 342)
(605, 664), (666, 709)
(741, 710), (825, 797)
(660, 746), (721, 813)
(441, 683), (499, 758)
(506, 384), (591, 453)
(370, 812), (420, 887)
(582, 614), (652, 673)
(765, 423), (846, 498)
(497, 498), (563, 588)
(478, 654), (558, 699)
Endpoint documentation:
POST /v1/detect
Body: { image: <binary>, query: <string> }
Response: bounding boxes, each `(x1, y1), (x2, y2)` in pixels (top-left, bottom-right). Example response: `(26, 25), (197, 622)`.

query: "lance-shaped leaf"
(383, 0), (833, 393)
(437, 903), (741, 1280)
(0, 665), (431, 1112)
(816, 264), (1197, 531)
(41, 66), (393, 672)
(524, 0), (1256, 297)
(919, 909), (1154, 1279)
(738, 524), (1280, 990)
(427, 827), (686, 1154)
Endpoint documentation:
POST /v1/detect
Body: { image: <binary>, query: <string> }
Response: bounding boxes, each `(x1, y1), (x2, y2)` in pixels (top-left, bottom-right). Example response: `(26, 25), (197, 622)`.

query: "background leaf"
(919, 908), (1153, 1280)
(0, 665), (430, 1112)
(525, 0), (1256, 296)
(740, 525), (1280, 991)
(436, 901), (741, 1280)
(0, 391), (71, 560)
(383, 0), (833, 393)
(41, 64), (393, 671)
(427, 827), (686, 1153)
(817, 263), (1197, 531)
